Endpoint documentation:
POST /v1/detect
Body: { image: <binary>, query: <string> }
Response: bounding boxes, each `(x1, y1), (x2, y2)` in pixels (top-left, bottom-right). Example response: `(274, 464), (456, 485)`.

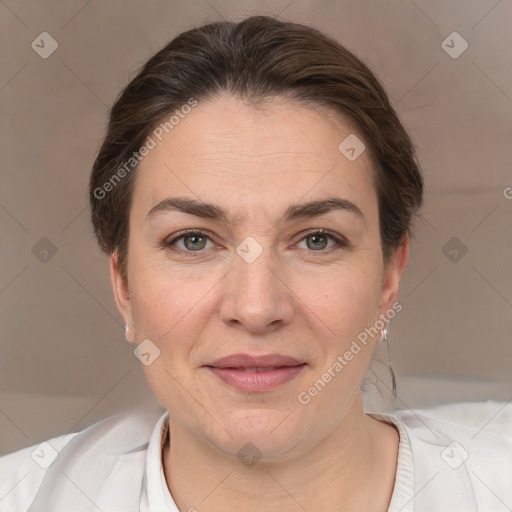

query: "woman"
(1, 15), (511, 512)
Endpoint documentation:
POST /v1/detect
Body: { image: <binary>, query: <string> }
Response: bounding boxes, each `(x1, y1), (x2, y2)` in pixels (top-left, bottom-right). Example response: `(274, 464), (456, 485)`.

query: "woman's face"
(111, 93), (408, 460)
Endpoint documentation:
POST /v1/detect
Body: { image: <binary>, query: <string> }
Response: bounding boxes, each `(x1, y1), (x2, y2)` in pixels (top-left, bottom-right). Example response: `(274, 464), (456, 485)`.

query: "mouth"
(223, 366), (295, 372)
(204, 354), (307, 392)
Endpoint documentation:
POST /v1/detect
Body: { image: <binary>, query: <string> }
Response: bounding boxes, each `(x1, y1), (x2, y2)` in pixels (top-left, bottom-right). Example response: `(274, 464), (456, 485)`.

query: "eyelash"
(161, 229), (349, 258)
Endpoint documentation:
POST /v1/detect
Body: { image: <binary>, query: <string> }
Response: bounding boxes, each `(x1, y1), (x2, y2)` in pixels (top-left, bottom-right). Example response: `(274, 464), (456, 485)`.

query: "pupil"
(185, 235), (206, 251)
(308, 234), (327, 250)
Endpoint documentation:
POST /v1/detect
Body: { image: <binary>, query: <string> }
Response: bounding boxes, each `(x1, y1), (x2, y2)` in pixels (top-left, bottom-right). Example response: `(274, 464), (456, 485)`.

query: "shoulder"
(0, 433), (78, 512)
(395, 400), (512, 453)
(0, 404), (166, 512)
(394, 401), (512, 510)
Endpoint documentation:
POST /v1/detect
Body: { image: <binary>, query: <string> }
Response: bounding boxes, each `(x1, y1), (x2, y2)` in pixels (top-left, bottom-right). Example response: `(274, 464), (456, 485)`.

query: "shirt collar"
(142, 410), (414, 512)
(367, 411), (415, 512)
(140, 410), (178, 512)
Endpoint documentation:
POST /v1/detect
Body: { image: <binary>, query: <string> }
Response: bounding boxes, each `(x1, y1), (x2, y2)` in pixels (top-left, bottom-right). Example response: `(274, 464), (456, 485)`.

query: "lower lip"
(207, 365), (306, 391)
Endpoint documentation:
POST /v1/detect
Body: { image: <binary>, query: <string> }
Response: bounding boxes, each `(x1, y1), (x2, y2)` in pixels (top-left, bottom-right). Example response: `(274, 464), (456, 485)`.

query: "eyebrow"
(146, 196), (365, 225)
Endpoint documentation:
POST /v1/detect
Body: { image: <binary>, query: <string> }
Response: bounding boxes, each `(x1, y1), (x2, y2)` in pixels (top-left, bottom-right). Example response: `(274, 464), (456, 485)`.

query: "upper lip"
(206, 354), (305, 369)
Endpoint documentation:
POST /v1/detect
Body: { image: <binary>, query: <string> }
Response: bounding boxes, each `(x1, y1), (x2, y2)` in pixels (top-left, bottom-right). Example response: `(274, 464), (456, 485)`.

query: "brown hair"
(90, 15), (423, 282)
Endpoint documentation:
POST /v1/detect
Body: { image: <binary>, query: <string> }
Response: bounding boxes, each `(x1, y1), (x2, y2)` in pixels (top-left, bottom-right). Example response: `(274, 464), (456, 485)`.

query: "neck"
(163, 394), (399, 512)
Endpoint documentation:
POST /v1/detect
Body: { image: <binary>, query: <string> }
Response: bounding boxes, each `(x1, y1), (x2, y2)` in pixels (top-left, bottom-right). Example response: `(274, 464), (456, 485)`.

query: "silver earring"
(380, 326), (396, 397)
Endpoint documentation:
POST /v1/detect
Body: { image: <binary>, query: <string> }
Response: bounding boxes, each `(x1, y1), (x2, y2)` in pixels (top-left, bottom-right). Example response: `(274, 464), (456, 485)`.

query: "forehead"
(132, 94), (377, 221)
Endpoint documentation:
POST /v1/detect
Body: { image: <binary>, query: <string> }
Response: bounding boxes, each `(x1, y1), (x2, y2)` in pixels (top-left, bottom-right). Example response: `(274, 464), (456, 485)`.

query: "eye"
(162, 230), (215, 256)
(161, 228), (349, 257)
(295, 230), (348, 252)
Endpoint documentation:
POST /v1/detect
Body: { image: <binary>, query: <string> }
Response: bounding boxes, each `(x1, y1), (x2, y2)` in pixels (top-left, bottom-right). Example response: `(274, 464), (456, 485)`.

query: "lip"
(205, 353), (306, 392)
(207, 353), (304, 368)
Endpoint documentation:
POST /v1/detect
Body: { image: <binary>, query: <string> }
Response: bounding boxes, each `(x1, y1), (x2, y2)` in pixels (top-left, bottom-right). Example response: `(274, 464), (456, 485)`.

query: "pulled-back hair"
(90, 15), (423, 281)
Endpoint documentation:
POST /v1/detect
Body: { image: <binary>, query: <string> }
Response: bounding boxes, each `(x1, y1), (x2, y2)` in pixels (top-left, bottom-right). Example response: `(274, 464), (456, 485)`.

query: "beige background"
(1, 0), (511, 457)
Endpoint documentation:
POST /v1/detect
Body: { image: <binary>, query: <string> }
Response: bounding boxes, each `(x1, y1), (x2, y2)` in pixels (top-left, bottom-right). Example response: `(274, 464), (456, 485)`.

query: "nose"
(219, 241), (295, 334)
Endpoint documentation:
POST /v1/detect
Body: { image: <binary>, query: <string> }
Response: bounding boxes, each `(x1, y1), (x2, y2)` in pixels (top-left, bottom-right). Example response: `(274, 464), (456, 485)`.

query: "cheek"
(129, 268), (213, 402)
(303, 265), (381, 333)
(129, 262), (216, 345)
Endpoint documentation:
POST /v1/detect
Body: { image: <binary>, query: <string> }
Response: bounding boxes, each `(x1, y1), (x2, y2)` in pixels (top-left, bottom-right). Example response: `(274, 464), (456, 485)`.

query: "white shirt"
(1, 402), (511, 511)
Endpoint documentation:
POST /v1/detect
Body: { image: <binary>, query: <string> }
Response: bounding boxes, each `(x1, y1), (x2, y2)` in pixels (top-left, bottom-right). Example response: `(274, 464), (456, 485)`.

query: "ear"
(109, 251), (136, 343)
(378, 234), (410, 315)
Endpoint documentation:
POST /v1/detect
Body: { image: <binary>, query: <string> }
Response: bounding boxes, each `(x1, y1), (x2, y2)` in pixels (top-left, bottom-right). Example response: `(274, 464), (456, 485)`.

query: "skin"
(110, 93), (409, 511)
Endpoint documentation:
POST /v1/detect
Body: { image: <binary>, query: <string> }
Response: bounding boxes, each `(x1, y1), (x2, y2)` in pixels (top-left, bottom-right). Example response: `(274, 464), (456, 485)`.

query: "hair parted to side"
(90, 15), (423, 282)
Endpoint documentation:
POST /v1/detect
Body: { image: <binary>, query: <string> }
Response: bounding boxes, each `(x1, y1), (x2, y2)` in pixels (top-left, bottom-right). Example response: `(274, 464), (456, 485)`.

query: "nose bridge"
(221, 235), (293, 331)
(233, 235), (281, 302)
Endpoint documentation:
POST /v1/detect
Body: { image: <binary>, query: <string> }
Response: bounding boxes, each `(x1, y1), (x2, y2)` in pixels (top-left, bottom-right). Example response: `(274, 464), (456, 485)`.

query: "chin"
(208, 408), (307, 462)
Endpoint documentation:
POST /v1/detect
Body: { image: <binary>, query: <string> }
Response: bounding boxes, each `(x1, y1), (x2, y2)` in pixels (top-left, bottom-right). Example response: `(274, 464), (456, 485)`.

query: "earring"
(380, 326), (396, 397)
